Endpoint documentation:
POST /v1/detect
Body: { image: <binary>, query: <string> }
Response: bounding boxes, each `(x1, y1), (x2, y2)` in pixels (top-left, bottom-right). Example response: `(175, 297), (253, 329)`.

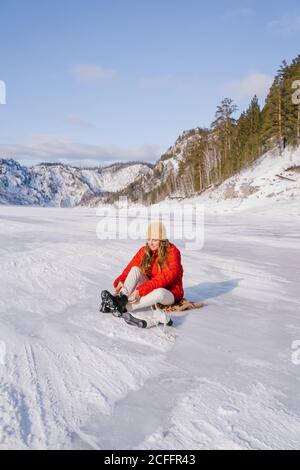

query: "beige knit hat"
(146, 222), (167, 240)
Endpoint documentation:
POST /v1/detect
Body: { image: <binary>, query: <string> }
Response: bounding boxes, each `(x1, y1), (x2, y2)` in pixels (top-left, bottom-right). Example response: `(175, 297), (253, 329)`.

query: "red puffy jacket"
(113, 242), (184, 302)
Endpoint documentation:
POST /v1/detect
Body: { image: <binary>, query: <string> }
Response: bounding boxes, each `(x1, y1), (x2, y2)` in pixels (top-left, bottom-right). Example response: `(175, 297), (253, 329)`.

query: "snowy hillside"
(107, 128), (204, 205)
(0, 202), (299, 449)
(0, 159), (152, 207)
(81, 163), (151, 193)
(156, 146), (300, 213)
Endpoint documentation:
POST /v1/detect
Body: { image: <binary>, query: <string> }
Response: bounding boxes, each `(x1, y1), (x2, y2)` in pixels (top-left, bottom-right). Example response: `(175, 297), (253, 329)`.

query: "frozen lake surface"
(0, 203), (299, 449)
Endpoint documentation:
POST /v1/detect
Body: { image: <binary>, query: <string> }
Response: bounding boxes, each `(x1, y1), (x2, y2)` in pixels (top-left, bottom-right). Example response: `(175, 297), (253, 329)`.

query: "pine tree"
(286, 55), (300, 146)
(211, 98), (238, 178)
(246, 95), (262, 162)
(262, 60), (287, 153)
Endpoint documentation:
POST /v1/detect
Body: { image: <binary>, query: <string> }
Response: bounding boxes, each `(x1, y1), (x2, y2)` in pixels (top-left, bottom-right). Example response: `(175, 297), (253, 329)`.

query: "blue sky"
(0, 0), (300, 166)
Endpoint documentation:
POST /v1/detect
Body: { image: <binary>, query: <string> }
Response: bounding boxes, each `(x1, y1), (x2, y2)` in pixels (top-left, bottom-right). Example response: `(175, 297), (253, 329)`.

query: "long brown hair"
(140, 240), (170, 275)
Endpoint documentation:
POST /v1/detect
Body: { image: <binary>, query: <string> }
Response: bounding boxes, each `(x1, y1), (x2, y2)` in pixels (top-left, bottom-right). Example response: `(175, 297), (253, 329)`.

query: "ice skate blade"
(123, 312), (147, 328)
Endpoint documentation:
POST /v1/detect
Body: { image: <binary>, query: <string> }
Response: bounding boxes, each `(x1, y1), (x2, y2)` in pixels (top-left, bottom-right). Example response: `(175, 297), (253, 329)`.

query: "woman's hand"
(129, 289), (141, 303)
(114, 281), (123, 295)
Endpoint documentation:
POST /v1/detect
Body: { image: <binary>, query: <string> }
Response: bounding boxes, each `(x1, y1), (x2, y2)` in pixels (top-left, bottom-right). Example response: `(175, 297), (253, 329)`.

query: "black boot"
(100, 290), (128, 317)
(99, 299), (111, 313)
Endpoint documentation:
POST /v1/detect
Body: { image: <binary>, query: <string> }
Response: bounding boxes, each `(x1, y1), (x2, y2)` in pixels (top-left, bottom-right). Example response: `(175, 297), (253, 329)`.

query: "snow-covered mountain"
(0, 159), (153, 207)
(0, 129), (197, 208)
(1, 135), (300, 210)
(101, 128), (205, 205)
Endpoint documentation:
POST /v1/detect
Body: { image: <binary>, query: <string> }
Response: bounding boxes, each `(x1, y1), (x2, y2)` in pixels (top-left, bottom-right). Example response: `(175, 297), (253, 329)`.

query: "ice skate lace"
(151, 304), (176, 343)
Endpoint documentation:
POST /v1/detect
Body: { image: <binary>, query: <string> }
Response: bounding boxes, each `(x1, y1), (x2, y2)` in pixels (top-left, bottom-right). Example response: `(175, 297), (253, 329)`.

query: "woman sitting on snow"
(100, 222), (184, 328)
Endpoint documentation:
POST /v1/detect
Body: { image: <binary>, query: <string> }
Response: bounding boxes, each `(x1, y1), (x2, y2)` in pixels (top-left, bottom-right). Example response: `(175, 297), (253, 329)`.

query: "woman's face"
(147, 239), (160, 252)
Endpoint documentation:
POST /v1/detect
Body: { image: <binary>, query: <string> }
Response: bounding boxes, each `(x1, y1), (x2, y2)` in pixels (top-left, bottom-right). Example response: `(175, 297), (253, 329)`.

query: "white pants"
(120, 266), (175, 312)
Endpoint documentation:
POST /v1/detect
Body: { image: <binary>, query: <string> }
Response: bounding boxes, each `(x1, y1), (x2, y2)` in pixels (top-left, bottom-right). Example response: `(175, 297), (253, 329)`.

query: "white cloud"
(138, 75), (180, 90)
(224, 72), (273, 100)
(0, 134), (161, 166)
(65, 115), (94, 128)
(72, 64), (117, 83)
(268, 13), (300, 34)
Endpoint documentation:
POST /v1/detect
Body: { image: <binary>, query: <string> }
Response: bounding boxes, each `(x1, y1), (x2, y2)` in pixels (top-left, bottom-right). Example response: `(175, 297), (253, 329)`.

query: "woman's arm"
(113, 246), (145, 288)
(137, 247), (182, 297)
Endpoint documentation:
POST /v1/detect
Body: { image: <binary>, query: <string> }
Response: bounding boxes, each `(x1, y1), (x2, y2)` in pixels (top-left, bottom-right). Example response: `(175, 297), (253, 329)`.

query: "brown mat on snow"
(157, 298), (205, 313)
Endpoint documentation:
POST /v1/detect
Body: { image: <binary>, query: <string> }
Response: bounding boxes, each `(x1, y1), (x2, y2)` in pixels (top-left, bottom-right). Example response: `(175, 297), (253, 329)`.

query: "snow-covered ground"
(0, 200), (300, 449)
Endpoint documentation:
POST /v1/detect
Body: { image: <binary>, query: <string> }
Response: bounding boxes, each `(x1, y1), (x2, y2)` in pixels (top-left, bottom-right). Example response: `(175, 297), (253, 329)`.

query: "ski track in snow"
(0, 204), (299, 449)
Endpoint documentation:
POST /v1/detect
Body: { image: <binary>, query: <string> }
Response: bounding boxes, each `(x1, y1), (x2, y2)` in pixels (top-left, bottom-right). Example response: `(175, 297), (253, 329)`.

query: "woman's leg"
(119, 268), (175, 328)
(119, 266), (148, 298)
(124, 288), (175, 328)
(127, 287), (175, 312)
